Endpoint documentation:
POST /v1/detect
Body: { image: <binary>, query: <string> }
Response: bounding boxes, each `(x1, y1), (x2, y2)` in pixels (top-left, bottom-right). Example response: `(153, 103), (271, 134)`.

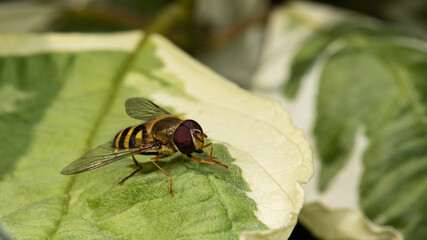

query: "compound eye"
(173, 119), (204, 155)
(173, 124), (195, 155)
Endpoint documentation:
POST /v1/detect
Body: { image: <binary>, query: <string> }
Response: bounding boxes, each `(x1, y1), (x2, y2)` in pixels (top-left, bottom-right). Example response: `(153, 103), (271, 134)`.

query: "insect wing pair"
(61, 98), (169, 175)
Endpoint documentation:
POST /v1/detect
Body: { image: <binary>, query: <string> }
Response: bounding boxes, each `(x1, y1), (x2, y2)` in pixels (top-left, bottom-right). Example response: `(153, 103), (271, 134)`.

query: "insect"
(61, 97), (228, 195)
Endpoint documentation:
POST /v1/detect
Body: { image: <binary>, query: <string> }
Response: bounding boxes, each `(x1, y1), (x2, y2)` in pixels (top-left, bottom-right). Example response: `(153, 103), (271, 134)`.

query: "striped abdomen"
(112, 124), (147, 149)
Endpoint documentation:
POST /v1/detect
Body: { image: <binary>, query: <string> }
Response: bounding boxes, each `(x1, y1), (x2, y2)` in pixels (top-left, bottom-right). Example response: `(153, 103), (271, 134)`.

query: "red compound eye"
(173, 120), (203, 155)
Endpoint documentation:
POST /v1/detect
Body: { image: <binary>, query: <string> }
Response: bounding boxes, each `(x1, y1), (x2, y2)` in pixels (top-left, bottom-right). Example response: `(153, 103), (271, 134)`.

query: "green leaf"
(0, 32), (312, 239)
(281, 3), (427, 240)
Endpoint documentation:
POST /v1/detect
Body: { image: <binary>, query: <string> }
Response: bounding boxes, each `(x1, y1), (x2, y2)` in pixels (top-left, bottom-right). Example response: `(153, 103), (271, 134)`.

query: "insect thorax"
(150, 116), (184, 148)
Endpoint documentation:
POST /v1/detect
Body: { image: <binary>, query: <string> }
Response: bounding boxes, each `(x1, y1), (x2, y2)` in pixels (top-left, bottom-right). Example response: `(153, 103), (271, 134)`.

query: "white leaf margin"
(0, 32), (314, 239)
(300, 202), (402, 240)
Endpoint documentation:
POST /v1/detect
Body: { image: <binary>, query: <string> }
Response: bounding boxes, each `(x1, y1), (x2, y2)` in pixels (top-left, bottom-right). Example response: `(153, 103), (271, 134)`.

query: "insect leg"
(200, 152), (218, 160)
(118, 151), (160, 186)
(150, 155), (173, 195)
(190, 156), (229, 170)
(197, 143), (229, 170)
(200, 143), (216, 159)
(118, 154), (143, 185)
(200, 142), (211, 149)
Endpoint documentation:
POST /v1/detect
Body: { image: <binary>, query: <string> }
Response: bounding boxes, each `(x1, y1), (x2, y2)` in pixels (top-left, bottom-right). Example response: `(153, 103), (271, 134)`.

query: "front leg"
(197, 143), (229, 170)
(190, 143), (229, 171)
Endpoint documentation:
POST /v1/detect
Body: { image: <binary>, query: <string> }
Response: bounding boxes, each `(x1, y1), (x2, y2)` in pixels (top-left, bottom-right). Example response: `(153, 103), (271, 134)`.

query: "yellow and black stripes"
(113, 124), (147, 149)
(129, 124), (146, 148)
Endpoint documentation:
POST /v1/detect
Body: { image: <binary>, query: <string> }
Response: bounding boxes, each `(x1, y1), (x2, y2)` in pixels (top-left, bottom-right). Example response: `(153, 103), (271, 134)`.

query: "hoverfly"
(61, 97), (228, 195)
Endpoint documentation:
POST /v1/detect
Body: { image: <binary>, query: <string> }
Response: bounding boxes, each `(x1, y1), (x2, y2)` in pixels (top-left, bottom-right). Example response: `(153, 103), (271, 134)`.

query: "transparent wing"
(125, 97), (170, 122)
(61, 142), (153, 175)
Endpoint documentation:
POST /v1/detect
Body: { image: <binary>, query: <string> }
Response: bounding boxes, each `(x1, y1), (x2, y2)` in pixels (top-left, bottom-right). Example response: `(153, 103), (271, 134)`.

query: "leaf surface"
(0, 32), (312, 239)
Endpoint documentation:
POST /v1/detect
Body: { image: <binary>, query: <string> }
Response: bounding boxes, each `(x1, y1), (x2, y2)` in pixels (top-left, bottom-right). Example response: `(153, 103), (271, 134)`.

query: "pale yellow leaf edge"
(300, 202), (403, 240)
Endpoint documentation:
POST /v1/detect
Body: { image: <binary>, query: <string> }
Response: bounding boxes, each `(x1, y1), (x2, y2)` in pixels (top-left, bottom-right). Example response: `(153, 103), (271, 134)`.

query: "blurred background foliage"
(2, 0), (427, 89)
(2, 0), (427, 239)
